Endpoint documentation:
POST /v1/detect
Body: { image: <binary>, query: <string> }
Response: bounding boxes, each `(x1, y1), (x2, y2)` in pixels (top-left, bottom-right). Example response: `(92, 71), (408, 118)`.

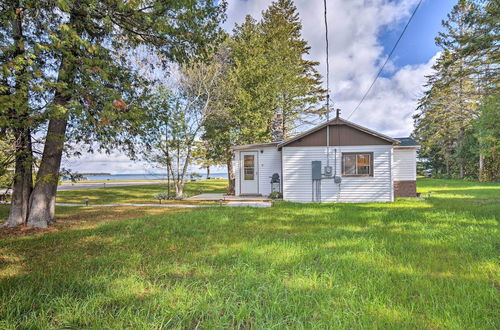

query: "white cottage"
(231, 116), (419, 202)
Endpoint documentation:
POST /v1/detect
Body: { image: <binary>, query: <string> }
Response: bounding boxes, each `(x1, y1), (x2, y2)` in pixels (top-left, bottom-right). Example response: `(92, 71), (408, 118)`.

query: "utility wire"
(323, 0), (330, 121)
(347, 0), (423, 120)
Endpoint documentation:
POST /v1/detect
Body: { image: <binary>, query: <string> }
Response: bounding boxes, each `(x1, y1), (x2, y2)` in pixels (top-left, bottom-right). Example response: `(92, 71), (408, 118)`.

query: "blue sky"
(65, 0), (455, 174)
(379, 0), (454, 69)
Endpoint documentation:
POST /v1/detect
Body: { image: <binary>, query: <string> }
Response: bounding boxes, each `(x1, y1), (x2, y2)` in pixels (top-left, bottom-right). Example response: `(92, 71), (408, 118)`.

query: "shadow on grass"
(1, 199), (498, 327)
(0, 179), (498, 327)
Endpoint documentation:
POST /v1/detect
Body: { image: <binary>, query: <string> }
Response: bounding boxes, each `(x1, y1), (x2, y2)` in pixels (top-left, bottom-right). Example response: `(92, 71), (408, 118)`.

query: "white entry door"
(240, 151), (259, 195)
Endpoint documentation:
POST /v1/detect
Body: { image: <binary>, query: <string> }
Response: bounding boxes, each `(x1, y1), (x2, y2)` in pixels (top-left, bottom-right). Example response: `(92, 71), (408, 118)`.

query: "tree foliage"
(476, 95), (500, 181)
(141, 58), (225, 198)
(1, 0), (226, 227)
(413, 0), (498, 181)
(203, 0), (325, 193)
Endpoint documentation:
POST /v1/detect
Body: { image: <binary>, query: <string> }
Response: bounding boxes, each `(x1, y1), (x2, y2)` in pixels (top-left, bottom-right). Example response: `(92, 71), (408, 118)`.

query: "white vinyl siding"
(234, 146), (282, 196)
(282, 145), (393, 202)
(258, 147), (282, 196)
(393, 149), (417, 181)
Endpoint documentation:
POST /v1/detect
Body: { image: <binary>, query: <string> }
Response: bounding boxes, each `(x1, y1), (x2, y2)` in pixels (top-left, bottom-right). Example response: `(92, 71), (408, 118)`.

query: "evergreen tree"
(460, 0), (499, 96)
(1, 0), (226, 227)
(0, 0), (52, 226)
(414, 0), (499, 178)
(260, 0), (325, 137)
(203, 0), (325, 193)
(229, 16), (275, 144)
(476, 95), (499, 181)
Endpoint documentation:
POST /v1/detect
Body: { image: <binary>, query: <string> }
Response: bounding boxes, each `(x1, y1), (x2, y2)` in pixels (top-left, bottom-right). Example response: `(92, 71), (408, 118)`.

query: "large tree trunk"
(3, 2), (33, 227)
(27, 13), (76, 227)
(4, 129), (32, 227)
(226, 156), (235, 195)
(206, 166), (210, 179)
(27, 79), (72, 227)
(27, 116), (68, 227)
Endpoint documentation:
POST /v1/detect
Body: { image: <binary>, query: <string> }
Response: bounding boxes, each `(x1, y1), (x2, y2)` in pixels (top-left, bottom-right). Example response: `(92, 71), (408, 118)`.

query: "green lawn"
(56, 179), (228, 204)
(0, 179), (498, 328)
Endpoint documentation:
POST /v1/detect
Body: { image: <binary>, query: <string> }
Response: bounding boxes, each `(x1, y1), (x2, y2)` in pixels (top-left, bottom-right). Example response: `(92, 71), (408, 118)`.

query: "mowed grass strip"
(56, 179), (228, 204)
(0, 179), (498, 328)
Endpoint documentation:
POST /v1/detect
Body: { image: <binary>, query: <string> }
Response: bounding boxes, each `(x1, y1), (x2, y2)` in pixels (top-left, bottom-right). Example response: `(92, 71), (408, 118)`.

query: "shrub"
(268, 191), (282, 199)
(155, 193), (168, 204)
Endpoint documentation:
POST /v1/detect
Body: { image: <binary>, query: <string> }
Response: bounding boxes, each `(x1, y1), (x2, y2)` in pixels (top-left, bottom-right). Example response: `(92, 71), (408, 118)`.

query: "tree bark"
(175, 181), (184, 198)
(226, 155), (235, 195)
(27, 10), (77, 227)
(3, 2), (33, 227)
(166, 169), (171, 199)
(4, 129), (32, 227)
(27, 58), (73, 227)
(206, 166), (210, 179)
(27, 115), (68, 227)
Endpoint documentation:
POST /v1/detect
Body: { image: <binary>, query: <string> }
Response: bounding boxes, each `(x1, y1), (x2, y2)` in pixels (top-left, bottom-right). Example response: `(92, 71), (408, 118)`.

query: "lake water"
(63, 173), (228, 181)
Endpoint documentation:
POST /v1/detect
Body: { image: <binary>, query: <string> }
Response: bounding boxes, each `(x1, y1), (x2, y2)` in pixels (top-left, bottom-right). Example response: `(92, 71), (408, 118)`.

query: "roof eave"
(231, 142), (280, 151)
(277, 117), (400, 149)
(394, 145), (420, 150)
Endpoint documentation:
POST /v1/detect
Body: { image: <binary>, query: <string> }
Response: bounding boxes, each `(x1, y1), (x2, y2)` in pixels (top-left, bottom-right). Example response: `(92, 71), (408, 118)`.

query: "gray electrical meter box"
(324, 166), (332, 177)
(312, 161), (322, 180)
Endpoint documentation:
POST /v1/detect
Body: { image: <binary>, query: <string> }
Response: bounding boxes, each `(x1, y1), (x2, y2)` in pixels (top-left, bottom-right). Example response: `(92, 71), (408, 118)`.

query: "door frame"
(239, 151), (259, 195)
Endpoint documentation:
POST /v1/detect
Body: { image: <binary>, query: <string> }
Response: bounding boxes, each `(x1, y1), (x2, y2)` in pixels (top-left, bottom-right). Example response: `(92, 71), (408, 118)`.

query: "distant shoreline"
(62, 173), (228, 182)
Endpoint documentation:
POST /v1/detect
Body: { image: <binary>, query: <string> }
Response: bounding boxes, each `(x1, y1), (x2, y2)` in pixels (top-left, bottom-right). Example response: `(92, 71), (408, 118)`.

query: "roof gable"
(278, 117), (399, 148)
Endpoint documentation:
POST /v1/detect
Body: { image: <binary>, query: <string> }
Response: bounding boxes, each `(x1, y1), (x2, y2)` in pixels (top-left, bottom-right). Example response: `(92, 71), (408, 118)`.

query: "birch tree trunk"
(175, 181), (184, 198)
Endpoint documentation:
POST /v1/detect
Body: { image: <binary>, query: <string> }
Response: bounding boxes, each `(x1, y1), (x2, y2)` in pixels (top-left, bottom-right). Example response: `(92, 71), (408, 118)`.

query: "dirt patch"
(0, 207), (192, 239)
(0, 225), (56, 239)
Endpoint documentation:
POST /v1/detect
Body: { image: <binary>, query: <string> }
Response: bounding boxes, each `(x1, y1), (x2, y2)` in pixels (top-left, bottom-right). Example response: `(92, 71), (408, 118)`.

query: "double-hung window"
(342, 153), (373, 177)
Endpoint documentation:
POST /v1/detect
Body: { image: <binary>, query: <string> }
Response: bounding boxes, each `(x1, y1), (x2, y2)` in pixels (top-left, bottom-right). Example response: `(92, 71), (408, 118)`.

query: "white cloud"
(61, 151), (153, 174)
(64, 0), (437, 173)
(226, 0), (436, 137)
(62, 148), (226, 174)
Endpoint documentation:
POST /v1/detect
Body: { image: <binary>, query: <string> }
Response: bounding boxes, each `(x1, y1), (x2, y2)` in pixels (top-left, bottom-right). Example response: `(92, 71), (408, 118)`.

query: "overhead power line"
(347, 0), (423, 120)
(323, 0), (331, 120)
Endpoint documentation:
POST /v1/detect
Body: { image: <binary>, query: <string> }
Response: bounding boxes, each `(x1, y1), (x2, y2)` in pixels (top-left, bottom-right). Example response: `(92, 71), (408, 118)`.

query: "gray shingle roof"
(394, 137), (419, 146)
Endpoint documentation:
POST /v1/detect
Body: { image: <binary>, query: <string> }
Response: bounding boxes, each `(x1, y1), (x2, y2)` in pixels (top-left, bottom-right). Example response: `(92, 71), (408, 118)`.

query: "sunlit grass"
(56, 179), (227, 204)
(0, 178), (498, 328)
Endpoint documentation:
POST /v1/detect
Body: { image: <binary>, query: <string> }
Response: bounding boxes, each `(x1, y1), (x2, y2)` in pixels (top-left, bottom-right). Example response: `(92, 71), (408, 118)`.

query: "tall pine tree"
(414, 0), (481, 178)
(260, 0), (325, 137)
(203, 0), (325, 193)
